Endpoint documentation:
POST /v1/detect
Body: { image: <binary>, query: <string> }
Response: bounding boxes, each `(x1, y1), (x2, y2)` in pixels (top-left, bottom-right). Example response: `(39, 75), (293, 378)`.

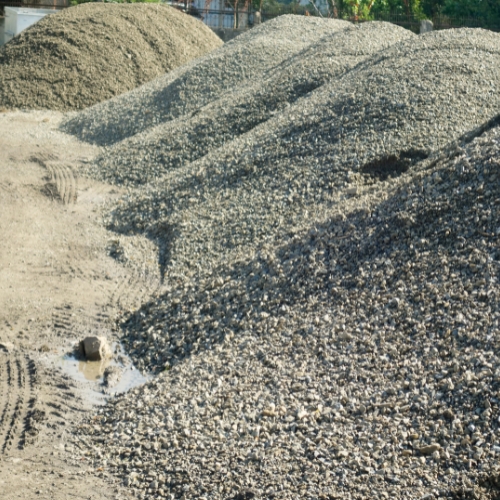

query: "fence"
(369, 12), (500, 33)
(186, 6), (252, 29)
(1, 1), (499, 34)
(194, 6), (500, 32)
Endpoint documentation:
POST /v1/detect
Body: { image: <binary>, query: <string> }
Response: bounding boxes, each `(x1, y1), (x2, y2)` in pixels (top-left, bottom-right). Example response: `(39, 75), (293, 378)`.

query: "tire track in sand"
(109, 273), (160, 312)
(44, 161), (78, 205)
(0, 347), (37, 453)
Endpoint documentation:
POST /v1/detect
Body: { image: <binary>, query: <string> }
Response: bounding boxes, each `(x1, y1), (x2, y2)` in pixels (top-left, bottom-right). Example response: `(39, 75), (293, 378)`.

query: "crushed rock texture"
(65, 17), (500, 500)
(84, 21), (415, 187)
(0, 3), (222, 111)
(61, 15), (351, 146)
(101, 28), (500, 281)
(78, 119), (500, 500)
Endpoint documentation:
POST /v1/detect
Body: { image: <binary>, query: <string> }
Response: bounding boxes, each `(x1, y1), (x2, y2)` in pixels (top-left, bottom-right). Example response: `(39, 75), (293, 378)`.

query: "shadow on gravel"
(449, 474), (500, 500)
(119, 117), (500, 379)
(229, 492), (255, 500)
(360, 149), (428, 181)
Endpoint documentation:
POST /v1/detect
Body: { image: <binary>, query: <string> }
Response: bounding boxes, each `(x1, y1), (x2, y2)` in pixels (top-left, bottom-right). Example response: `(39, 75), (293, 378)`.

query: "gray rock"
(420, 19), (433, 34)
(80, 336), (112, 362)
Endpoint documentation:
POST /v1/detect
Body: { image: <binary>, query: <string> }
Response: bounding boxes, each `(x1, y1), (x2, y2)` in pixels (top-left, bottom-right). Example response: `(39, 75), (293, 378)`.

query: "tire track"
(40, 160), (78, 205)
(28, 153), (58, 163)
(0, 350), (12, 452)
(52, 303), (113, 337)
(0, 350), (37, 453)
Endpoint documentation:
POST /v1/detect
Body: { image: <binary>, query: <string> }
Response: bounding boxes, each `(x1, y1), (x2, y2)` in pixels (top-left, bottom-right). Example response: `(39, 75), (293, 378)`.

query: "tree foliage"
(371, 0), (423, 17)
(373, 0), (500, 22)
(339, 0), (376, 20)
(442, 0), (500, 22)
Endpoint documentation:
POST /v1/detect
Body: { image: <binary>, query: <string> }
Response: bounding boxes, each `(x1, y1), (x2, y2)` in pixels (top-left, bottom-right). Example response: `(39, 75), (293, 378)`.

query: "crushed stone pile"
(86, 22), (415, 187)
(0, 3), (222, 111)
(65, 19), (500, 500)
(77, 116), (500, 500)
(61, 15), (351, 145)
(105, 28), (500, 281)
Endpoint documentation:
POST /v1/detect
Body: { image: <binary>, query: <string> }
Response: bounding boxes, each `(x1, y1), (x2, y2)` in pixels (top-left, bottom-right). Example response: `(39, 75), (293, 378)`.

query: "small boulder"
(80, 336), (112, 361)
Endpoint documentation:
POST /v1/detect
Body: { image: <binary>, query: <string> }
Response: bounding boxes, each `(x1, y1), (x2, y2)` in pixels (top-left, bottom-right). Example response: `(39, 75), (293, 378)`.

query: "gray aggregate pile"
(62, 15), (350, 146)
(77, 117), (500, 500)
(70, 21), (500, 500)
(105, 28), (500, 281)
(85, 22), (414, 187)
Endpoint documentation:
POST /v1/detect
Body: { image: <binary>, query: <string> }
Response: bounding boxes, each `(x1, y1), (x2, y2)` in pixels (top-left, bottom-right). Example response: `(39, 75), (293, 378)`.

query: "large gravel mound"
(61, 15), (351, 145)
(79, 116), (500, 499)
(0, 3), (222, 111)
(105, 28), (500, 280)
(62, 20), (500, 500)
(87, 21), (414, 187)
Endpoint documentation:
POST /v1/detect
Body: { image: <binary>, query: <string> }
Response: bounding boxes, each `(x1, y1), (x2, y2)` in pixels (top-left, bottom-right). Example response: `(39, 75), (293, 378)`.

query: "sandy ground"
(0, 110), (159, 499)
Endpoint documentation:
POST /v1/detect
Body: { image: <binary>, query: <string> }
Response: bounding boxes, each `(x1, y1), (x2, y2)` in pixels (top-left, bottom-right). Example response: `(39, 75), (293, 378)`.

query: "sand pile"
(0, 3), (222, 111)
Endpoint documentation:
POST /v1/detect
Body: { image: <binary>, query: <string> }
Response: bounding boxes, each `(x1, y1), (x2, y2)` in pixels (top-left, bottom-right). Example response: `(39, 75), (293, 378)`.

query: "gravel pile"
(69, 23), (500, 500)
(61, 15), (350, 145)
(77, 116), (500, 499)
(0, 3), (222, 111)
(86, 22), (414, 187)
(104, 28), (500, 280)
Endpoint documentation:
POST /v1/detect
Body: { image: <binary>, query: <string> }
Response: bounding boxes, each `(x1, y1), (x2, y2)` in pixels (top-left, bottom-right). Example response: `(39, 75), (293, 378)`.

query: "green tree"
(442, 0), (500, 22)
(371, 0), (423, 17)
(336, 0), (377, 19)
(420, 0), (445, 17)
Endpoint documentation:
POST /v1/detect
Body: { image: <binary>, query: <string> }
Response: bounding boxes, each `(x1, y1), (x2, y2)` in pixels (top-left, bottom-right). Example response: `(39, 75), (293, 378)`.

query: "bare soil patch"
(0, 111), (159, 499)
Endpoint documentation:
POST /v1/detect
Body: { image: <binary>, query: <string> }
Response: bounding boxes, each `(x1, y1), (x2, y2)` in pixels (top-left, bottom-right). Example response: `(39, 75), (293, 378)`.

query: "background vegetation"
(260, 0), (500, 28)
(68, 0), (500, 29)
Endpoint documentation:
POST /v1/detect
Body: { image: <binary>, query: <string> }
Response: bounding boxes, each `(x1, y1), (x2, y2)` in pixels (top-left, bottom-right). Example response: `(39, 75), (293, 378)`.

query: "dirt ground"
(0, 110), (159, 499)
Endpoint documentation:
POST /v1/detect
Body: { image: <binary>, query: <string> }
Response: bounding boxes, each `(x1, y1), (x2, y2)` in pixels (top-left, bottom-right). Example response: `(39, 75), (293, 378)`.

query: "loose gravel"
(0, 3), (222, 111)
(85, 22), (415, 187)
(66, 20), (500, 500)
(61, 15), (350, 146)
(104, 28), (500, 280)
(77, 116), (500, 500)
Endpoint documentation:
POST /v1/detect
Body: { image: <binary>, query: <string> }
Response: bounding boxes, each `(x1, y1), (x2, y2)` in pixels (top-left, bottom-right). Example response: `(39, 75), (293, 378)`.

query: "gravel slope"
(78, 116), (500, 500)
(104, 28), (500, 281)
(61, 15), (351, 146)
(63, 20), (500, 500)
(86, 22), (415, 187)
(0, 3), (222, 111)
